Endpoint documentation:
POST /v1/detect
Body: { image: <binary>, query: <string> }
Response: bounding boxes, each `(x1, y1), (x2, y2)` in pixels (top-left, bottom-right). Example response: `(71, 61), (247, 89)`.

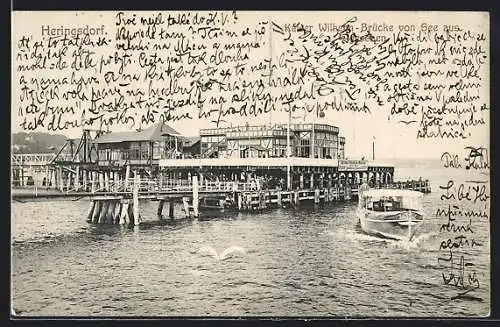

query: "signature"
(438, 250), (481, 300)
(441, 146), (489, 169)
(464, 146), (489, 170)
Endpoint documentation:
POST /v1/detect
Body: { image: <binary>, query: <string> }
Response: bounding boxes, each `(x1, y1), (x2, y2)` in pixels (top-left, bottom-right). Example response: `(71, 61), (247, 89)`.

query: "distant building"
(199, 123), (345, 159)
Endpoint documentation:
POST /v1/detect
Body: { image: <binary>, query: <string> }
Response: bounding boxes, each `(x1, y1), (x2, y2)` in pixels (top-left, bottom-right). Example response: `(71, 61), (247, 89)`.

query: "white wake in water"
(327, 229), (386, 243)
(327, 229), (439, 250)
(197, 245), (246, 261)
(387, 231), (440, 250)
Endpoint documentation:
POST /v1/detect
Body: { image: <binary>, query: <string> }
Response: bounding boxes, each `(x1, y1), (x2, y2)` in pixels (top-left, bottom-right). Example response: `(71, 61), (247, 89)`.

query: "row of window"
(98, 150), (150, 161)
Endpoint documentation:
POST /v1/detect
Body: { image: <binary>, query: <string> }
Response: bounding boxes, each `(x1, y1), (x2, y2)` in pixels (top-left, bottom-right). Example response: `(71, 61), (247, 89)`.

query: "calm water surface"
(11, 168), (490, 317)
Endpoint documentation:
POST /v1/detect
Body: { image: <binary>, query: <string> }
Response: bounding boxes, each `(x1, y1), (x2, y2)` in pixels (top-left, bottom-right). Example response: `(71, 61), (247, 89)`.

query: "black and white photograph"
(11, 10), (490, 317)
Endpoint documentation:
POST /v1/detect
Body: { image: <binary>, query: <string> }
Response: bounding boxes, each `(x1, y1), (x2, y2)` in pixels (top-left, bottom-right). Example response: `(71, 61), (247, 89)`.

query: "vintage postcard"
(11, 11), (490, 317)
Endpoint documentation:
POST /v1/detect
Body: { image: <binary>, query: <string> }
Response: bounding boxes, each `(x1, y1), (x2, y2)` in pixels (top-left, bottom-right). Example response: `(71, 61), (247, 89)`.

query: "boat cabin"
(359, 189), (423, 212)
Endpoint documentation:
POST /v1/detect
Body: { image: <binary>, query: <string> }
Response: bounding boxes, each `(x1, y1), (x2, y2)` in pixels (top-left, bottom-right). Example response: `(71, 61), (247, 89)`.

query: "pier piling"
(127, 201), (134, 224)
(114, 200), (122, 224)
(120, 200), (130, 225)
(92, 200), (101, 224)
(106, 201), (115, 224)
(169, 201), (174, 219)
(293, 191), (299, 206)
(66, 171), (71, 192)
(98, 201), (108, 224)
(192, 176), (199, 217)
(133, 174), (140, 225)
(157, 200), (164, 219)
(75, 166), (80, 191)
(182, 197), (190, 218)
(86, 200), (96, 222)
(58, 167), (63, 192)
(238, 192), (243, 210)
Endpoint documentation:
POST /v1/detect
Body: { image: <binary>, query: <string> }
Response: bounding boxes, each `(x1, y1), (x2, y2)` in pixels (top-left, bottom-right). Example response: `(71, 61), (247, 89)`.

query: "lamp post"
(287, 106), (291, 190)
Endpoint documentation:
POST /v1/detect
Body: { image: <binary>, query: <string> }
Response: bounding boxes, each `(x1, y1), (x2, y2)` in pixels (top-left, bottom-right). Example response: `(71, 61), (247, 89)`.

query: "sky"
(11, 11), (490, 161)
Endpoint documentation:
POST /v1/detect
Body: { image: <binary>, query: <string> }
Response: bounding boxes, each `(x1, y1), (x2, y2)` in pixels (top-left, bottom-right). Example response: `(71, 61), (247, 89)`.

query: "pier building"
(11, 122), (397, 193)
(199, 123), (345, 159)
(95, 123), (184, 171)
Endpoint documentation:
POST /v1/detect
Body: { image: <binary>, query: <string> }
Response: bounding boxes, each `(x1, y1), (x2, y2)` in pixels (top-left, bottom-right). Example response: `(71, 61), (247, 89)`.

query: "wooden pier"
(68, 175), (430, 226)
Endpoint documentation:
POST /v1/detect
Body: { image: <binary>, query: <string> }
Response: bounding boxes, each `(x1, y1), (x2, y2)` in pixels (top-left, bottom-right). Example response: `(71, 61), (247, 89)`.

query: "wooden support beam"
(83, 170), (87, 192)
(66, 171), (72, 192)
(75, 166), (80, 190)
(58, 167), (63, 192)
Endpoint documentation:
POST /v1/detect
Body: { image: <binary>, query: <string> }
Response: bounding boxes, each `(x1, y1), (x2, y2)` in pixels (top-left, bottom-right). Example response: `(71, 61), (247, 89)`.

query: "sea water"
(11, 167), (490, 317)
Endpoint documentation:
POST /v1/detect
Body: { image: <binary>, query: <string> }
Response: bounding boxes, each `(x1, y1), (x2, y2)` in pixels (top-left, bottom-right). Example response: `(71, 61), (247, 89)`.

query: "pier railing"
(11, 153), (56, 166)
(55, 176), (431, 196)
(62, 177), (257, 195)
(158, 179), (256, 192)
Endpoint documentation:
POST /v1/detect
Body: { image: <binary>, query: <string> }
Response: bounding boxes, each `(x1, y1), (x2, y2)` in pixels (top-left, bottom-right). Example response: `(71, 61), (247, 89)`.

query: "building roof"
(243, 145), (269, 151)
(181, 136), (201, 147)
(95, 123), (181, 144)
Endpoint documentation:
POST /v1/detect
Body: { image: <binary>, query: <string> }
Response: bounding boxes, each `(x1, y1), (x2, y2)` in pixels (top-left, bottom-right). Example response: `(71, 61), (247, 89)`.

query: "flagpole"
(372, 136), (375, 161)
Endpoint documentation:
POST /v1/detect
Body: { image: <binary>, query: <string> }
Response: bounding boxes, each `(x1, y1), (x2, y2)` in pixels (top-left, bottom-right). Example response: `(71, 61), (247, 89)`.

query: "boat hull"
(357, 209), (423, 240)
